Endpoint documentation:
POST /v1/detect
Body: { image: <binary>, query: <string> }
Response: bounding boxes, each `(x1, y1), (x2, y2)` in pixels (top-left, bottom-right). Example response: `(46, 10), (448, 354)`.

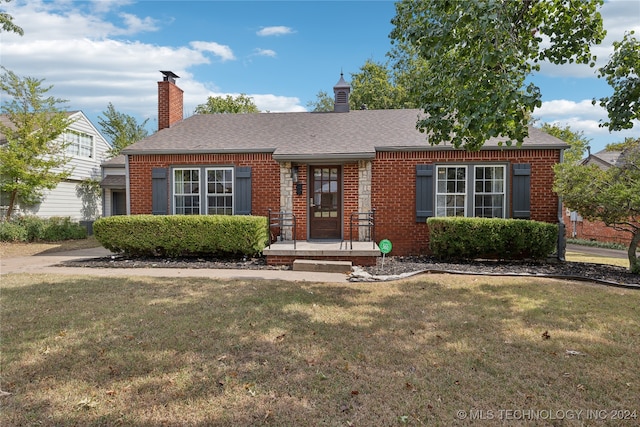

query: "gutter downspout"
(557, 149), (566, 262)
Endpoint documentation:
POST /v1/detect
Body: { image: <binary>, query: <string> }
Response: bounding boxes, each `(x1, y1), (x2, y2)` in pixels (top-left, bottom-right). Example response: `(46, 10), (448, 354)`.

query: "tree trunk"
(5, 189), (17, 220)
(628, 230), (640, 274)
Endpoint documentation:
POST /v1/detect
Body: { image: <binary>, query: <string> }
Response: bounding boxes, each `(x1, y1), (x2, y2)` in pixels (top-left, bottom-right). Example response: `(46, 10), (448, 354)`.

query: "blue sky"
(1, 0), (638, 154)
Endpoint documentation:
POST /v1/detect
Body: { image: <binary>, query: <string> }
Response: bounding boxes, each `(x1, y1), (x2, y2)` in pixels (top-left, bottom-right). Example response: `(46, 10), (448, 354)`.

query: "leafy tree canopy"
(390, 0), (605, 151)
(0, 67), (72, 219)
(349, 59), (413, 110)
(194, 94), (259, 114)
(554, 138), (640, 273)
(98, 102), (149, 157)
(540, 123), (590, 164)
(0, 0), (23, 35)
(594, 31), (640, 131)
(306, 90), (334, 112)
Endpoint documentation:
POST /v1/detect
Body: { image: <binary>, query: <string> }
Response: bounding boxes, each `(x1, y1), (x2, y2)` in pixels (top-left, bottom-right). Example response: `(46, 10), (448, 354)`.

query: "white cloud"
(254, 48), (277, 58)
(534, 98), (639, 150)
(190, 41), (236, 61)
(257, 26), (295, 37)
(117, 12), (160, 35)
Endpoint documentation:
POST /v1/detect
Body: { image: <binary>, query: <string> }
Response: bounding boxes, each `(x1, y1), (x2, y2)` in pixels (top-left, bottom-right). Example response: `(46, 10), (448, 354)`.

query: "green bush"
(0, 216), (87, 242)
(41, 217), (87, 241)
(16, 216), (46, 241)
(93, 215), (269, 257)
(0, 221), (28, 242)
(427, 217), (558, 260)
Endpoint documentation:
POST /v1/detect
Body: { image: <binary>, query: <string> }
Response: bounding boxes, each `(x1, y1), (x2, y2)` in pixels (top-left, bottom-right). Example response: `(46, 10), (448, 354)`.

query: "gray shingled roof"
(121, 109), (569, 160)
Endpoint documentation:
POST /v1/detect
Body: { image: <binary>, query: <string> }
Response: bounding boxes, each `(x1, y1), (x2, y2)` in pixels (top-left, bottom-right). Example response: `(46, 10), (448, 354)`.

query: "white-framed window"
(436, 165), (467, 217)
(206, 167), (234, 215)
(474, 165), (505, 218)
(174, 168), (200, 215)
(435, 164), (506, 218)
(173, 167), (234, 215)
(65, 131), (94, 158)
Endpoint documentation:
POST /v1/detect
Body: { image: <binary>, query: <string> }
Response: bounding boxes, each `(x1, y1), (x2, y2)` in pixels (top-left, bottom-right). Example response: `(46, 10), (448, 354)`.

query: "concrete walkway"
(0, 247), (350, 283)
(1, 244), (632, 283)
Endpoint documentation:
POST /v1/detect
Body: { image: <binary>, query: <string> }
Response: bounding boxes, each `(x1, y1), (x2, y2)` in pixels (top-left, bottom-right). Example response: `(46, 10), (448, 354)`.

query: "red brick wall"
(128, 153), (279, 217)
(157, 80), (184, 131)
(128, 149), (562, 257)
(562, 208), (633, 245)
(371, 149), (563, 256)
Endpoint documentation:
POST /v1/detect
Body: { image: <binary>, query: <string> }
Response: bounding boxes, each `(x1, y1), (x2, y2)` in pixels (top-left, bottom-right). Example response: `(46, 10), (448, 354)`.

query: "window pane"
(205, 167), (234, 215)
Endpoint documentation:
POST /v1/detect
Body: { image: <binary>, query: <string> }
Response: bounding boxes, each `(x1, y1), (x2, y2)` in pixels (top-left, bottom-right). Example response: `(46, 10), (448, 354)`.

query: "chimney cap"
(160, 70), (180, 83)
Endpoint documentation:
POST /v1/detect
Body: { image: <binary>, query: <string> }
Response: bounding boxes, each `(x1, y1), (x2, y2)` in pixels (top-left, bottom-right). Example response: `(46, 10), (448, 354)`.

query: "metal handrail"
(348, 209), (376, 250)
(267, 209), (297, 249)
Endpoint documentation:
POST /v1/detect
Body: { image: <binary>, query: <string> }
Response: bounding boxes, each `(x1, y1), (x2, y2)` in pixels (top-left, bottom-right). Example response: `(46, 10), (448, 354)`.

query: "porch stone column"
(279, 162), (294, 240)
(358, 160), (372, 241)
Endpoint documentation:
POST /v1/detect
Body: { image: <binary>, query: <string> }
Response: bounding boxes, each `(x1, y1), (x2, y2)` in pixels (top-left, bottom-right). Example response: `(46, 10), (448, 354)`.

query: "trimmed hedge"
(427, 217), (557, 260)
(93, 215), (269, 257)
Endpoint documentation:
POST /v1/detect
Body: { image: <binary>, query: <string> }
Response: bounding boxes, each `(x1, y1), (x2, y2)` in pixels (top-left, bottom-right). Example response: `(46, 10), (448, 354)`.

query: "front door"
(309, 166), (341, 239)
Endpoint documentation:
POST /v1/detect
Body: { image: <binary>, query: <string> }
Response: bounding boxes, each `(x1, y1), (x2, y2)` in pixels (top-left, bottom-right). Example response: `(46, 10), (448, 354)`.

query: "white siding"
(23, 180), (101, 221)
(14, 111), (110, 220)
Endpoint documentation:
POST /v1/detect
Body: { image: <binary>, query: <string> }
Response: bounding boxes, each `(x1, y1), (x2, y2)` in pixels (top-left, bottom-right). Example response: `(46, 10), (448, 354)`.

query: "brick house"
(107, 71), (569, 265)
(563, 148), (633, 246)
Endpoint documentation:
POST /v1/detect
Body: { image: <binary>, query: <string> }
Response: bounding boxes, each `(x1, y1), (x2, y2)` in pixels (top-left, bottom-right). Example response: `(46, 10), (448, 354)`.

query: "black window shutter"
(151, 168), (168, 215)
(512, 164), (531, 219)
(416, 164), (434, 222)
(235, 166), (252, 215)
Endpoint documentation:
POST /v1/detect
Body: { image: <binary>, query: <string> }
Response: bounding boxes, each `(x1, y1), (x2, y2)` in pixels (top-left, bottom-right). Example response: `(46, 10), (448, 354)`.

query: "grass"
(1, 273), (639, 426)
(565, 251), (629, 268)
(0, 235), (101, 258)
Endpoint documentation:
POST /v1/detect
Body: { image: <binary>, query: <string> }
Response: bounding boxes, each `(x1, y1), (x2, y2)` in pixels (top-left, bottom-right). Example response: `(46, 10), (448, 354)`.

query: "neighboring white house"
(0, 111), (111, 222)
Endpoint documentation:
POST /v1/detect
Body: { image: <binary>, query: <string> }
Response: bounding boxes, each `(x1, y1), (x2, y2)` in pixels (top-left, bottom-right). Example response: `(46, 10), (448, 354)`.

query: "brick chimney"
(158, 71), (183, 131)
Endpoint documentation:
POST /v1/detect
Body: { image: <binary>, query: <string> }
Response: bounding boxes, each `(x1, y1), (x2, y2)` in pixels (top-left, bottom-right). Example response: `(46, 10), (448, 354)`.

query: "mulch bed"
(62, 254), (639, 287)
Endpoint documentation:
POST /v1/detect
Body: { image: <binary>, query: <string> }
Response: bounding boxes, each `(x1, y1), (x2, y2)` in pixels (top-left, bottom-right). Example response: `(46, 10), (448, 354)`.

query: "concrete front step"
(292, 259), (353, 273)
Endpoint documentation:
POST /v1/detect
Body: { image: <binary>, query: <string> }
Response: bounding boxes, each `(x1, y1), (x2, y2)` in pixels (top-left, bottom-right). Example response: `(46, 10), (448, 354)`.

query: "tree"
(594, 31), (640, 131)
(306, 90), (334, 112)
(98, 102), (149, 157)
(194, 94), (259, 114)
(0, 0), (23, 35)
(349, 59), (408, 110)
(0, 67), (72, 219)
(540, 123), (590, 164)
(390, 0), (605, 151)
(554, 139), (640, 273)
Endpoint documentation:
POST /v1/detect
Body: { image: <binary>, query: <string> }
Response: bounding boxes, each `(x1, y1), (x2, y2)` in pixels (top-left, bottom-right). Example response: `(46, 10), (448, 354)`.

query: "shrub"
(428, 217), (558, 260)
(94, 215), (269, 257)
(15, 216), (46, 242)
(0, 216), (87, 242)
(41, 217), (87, 241)
(0, 221), (27, 242)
